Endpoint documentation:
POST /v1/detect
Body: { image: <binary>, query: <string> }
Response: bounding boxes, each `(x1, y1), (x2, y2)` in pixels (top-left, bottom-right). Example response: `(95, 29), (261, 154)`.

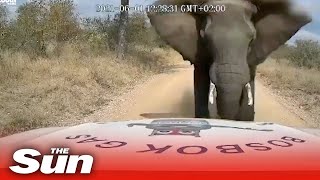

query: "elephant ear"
(147, 1), (204, 63)
(248, 0), (312, 65)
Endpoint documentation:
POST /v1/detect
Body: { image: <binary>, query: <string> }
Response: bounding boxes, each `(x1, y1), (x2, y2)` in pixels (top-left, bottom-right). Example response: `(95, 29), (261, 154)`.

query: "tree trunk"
(116, 0), (129, 59)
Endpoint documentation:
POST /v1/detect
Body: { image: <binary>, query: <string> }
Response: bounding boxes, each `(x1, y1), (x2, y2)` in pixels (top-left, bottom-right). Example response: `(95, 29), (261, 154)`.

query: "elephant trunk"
(215, 82), (244, 119)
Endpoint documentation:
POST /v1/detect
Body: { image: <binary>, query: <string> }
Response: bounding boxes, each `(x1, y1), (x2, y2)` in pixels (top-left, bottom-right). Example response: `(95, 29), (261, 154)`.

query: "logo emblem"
(128, 120), (273, 137)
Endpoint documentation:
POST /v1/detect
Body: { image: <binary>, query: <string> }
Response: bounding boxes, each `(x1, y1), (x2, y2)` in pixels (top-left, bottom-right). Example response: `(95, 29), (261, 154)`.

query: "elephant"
(147, 0), (311, 121)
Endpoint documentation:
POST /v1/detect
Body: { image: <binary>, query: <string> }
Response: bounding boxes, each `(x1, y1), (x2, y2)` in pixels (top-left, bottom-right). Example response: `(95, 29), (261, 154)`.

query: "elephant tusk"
(209, 82), (217, 104)
(245, 83), (254, 106)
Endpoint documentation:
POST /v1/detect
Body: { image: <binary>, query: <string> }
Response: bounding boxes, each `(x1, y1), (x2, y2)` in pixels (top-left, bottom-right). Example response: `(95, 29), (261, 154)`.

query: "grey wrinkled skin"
(147, 0), (311, 121)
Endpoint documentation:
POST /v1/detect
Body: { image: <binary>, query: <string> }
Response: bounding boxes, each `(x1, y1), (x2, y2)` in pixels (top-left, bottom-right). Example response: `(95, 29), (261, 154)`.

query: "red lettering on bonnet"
(65, 135), (306, 154)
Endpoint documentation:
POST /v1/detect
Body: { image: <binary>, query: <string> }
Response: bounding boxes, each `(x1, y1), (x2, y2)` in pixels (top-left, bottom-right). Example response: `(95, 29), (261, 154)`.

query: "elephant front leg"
(194, 64), (210, 118)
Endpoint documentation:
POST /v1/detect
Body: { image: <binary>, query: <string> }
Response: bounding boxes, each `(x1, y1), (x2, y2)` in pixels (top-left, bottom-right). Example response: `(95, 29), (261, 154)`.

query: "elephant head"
(147, 0), (311, 120)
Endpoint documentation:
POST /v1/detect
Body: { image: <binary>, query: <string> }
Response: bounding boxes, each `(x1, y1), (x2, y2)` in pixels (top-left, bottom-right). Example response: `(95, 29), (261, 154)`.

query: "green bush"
(0, 0), (80, 57)
(288, 40), (320, 69)
(270, 40), (320, 69)
(0, 5), (9, 49)
(81, 12), (166, 53)
(1, 0), (166, 60)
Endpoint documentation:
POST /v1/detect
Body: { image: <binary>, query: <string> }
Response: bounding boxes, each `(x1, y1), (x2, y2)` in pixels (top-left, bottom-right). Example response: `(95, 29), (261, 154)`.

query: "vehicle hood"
(1, 118), (320, 171)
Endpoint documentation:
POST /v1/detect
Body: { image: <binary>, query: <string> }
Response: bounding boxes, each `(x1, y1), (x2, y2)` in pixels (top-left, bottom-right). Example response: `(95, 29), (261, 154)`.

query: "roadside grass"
(258, 58), (320, 127)
(0, 44), (176, 137)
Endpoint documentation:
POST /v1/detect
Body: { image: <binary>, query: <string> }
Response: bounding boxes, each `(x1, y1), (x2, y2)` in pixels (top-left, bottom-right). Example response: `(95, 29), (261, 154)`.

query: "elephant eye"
(179, 130), (195, 135)
(157, 130), (173, 135)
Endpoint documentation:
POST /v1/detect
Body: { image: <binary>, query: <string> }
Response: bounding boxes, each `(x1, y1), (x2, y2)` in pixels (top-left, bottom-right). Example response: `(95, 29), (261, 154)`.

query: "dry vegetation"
(0, 44), (174, 136)
(0, 1), (174, 136)
(258, 41), (320, 128)
(2, 0), (319, 136)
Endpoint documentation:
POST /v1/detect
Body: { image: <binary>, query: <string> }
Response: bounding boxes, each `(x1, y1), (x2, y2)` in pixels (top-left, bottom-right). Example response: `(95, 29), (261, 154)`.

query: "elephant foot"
(195, 109), (210, 119)
(195, 106), (210, 119)
(195, 115), (210, 119)
(236, 107), (255, 121)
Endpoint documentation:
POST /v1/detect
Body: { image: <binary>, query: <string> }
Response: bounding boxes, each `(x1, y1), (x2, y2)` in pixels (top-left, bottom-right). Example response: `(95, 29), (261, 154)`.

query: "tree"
(0, 5), (8, 50)
(46, 0), (80, 43)
(116, 0), (129, 59)
(288, 40), (320, 68)
(0, 5), (7, 27)
(5, 0), (80, 56)
(15, 1), (47, 56)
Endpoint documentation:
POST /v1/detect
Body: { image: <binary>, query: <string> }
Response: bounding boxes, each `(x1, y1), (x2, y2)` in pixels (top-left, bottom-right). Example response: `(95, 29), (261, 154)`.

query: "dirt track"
(85, 61), (308, 128)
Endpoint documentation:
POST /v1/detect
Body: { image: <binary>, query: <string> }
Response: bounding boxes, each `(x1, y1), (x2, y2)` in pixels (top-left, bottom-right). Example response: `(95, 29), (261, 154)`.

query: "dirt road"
(85, 62), (307, 128)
